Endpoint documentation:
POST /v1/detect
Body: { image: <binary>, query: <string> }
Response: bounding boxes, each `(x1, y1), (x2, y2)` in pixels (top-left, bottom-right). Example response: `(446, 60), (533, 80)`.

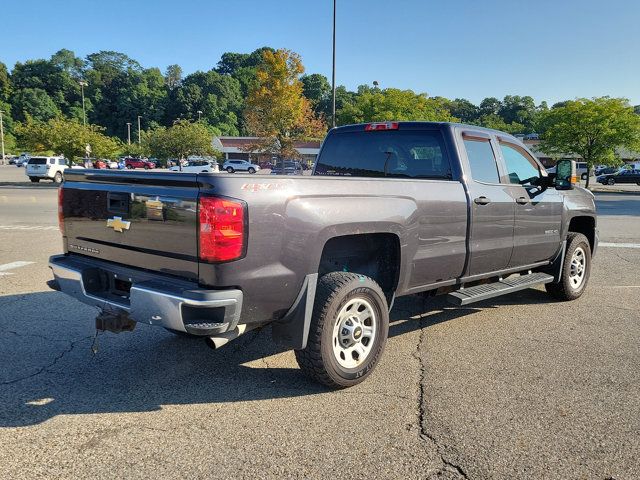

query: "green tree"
(538, 97), (640, 187)
(165, 64), (182, 89)
(12, 88), (61, 122)
(144, 120), (216, 161)
(243, 49), (325, 158)
(337, 88), (457, 125)
(448, 98), (479, 123)
(476, 114), (524, 134)
(0, 62), (11, 102)
(478, 97), (502, 117)
(15, 117), (121, 160)
(301, 73), (331, 120)
(499, 95), (537, 132)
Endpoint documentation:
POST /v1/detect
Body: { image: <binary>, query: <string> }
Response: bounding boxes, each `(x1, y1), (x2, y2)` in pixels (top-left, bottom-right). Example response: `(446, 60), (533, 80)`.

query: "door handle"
(473, 196), (491, 205)
(516, 196), (529, 205)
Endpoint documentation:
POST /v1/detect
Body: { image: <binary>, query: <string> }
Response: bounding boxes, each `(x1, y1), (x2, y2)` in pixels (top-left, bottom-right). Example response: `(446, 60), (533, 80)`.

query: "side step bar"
(446, 272), (554, 306)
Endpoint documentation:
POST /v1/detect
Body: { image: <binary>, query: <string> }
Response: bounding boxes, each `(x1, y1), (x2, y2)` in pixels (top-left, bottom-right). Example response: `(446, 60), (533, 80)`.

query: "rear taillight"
(198, 196), (246, 263)
(365, 121), (399, 131)
(58, 187), (65, 235)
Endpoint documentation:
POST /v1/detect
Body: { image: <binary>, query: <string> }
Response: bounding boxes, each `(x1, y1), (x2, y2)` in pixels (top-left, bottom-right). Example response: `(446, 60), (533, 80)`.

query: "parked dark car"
(596, 169), (640, 185)
(594, 166), (619, 176)
(124, 157), (156, 170)
(49, 121), (597, 388)
(270, 160), (304, 175)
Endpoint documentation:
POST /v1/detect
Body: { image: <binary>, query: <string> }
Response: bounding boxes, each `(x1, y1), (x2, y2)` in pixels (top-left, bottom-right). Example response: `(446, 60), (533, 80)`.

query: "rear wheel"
(226, 167), (234, 173)
(144, 165), (149, 170)
(29, 176), (39, 183)
(581, 173), (588, 180)
(607, 178), (615, 185)
(295, 272), (389, 388)
(126, 165), (134, 170)
(54, 171), (63, 183)
(545, 232), (591, 301)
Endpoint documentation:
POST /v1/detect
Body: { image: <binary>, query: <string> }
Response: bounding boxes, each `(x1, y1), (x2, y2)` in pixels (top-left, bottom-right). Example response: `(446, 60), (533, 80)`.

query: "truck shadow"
(0, 289), (550, 427)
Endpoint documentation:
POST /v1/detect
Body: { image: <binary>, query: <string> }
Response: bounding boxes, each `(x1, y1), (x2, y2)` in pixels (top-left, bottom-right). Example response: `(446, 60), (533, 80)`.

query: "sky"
(1, 0), (639, 105)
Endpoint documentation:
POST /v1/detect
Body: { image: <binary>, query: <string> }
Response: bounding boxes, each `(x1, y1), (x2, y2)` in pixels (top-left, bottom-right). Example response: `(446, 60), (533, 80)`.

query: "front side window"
(500, 143), (540, 185)
(463, 139), (500, 184)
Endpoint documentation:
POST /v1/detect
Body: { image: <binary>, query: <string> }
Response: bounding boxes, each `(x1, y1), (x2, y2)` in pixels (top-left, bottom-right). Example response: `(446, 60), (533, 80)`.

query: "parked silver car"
(222, 159), (260, 174)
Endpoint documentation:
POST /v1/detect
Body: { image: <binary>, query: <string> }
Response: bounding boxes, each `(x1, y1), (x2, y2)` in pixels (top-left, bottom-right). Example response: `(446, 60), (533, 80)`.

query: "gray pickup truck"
(49, 121), (597, 387)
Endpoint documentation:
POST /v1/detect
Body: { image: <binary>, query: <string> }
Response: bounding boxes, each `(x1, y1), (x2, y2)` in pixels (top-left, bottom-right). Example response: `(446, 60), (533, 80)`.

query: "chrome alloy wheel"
(569, 246), (587, 289)
(332, 298), (377, 369)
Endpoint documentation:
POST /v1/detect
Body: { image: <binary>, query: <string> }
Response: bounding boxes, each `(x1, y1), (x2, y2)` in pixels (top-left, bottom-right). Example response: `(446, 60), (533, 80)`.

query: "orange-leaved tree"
(243, 49), (325, 159)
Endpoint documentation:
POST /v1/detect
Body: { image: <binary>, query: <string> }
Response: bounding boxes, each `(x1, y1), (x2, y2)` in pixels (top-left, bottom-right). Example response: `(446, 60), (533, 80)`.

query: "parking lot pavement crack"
(0, 335), (92, 386)
(413, 315), (469, 480)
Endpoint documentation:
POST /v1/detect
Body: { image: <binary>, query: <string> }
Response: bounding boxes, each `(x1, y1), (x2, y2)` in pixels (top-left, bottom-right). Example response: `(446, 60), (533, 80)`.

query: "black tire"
(545, 232), (591, 301)
(226, 167), (234, 173)
(581, 173), (588, 180)
(29, 177), (40, 183)
(248, 167), (256, 174)
(295, 272), (389, 388)
(126, 165), (134, 170)
(144, 165), (149, 170)
(607, 178), (615, 185)
(54, 171), (63, 183)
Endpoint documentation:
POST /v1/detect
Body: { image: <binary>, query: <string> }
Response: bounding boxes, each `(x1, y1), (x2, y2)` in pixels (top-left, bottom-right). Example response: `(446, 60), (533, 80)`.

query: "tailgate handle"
(107, 192), (130, 215)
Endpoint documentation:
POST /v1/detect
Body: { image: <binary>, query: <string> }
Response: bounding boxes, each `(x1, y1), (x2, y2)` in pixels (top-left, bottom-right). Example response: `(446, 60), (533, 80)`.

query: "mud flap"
(271, 273), (318, 350)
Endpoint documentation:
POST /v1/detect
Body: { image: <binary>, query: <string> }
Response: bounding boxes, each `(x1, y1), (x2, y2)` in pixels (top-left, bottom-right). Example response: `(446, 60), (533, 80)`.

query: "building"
(212, 137), (321, 166)
(523, 139), (640, 168)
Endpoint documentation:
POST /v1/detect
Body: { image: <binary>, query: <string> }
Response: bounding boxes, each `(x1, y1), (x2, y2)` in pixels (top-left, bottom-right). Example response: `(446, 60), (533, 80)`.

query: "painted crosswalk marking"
(599, 242), (640, 249)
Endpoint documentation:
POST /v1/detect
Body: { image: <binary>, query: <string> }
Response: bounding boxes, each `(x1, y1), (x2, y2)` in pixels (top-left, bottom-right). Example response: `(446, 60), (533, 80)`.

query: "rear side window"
(463, 139), (500, 183)
(315, 130), (452, 179)
(500, 143), (540, 185)
(58, 159), (67, 165)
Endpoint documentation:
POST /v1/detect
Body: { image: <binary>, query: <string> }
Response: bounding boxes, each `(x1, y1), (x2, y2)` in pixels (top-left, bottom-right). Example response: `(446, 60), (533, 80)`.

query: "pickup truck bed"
(49, 122), (598, 387)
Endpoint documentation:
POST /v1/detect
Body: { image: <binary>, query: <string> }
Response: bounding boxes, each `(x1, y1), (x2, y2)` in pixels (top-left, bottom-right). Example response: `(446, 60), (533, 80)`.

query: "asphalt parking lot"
(0, 165), (638, 479)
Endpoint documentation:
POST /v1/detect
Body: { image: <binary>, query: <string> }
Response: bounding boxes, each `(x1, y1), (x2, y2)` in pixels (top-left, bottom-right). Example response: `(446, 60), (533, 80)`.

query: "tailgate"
(61, 170), (200, 280)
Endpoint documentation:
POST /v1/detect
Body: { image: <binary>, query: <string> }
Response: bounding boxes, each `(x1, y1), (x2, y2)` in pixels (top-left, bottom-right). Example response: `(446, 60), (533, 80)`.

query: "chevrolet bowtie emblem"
(107, 216), (131, 232)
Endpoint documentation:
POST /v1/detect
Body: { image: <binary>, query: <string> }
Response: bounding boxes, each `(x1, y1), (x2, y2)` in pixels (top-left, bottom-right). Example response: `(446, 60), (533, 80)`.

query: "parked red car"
(124, 157), (156, 170)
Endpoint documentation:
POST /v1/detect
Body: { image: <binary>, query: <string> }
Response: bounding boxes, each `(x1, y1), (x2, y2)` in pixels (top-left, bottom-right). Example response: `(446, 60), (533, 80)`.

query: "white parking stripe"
(0, 225), (58, 231)
(0, 261), (35, 276)
(599, 242), (640, 249)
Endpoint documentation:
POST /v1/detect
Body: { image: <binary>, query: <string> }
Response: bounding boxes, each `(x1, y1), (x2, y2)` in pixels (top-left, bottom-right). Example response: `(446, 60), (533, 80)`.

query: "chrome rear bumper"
(49, 254), (242, 335)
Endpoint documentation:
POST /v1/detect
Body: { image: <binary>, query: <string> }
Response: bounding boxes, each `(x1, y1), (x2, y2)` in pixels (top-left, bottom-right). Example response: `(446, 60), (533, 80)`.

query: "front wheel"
(607, 178), (615, 185)
(545, 232), (591, 301)
(581, 173), (588, 180)
(295, 272), (389, 388)
(126, 165), (134, 170)
(54, 171), (63, 183)
(248, 167), (256, 174)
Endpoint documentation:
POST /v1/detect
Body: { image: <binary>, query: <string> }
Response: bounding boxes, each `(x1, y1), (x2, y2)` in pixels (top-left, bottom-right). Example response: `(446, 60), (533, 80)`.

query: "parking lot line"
(599, 242), (640, 249)
(0, 225), (58, 231)
(0, 261), (35, 276)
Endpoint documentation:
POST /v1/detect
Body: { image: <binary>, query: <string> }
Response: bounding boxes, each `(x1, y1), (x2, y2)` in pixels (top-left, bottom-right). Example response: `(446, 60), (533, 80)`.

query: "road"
(0, 167), (638, 479)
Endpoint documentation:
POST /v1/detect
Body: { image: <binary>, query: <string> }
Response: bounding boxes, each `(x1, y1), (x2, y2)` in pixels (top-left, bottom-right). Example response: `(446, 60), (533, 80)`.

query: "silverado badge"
(107, 216), (131, 233)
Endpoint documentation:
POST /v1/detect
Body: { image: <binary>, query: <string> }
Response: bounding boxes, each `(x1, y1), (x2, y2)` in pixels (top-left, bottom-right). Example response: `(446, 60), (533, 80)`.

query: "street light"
(78, 80), (88, 126)
(197, 110), (203, 121)
(126, 122), (132, 145)
(0, 110), (5, 164)
(137, 115), (142, 144)
(331, 0), (337, 128)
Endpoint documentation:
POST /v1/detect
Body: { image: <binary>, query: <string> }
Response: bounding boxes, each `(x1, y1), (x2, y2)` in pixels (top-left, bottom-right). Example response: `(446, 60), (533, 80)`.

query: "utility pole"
(0, 110), (5, 164)
(331, 0), (337, 128)
(126, 122), (131, 145)
(79, 80), (88, 126)
(197, 110), (203, 121)
(137, 115), (142, 144)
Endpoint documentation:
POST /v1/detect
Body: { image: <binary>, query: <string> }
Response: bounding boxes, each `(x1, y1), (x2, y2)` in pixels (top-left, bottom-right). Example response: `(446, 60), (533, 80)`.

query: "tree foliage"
(143, 120), (217, 160)
(538, 97), (640, 187)
(243, 49), (325, 158)
(15, 117), (121, 160)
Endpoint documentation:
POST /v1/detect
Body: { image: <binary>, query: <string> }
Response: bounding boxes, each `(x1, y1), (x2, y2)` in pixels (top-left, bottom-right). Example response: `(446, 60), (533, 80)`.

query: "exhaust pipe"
(205, 323), (259, 350)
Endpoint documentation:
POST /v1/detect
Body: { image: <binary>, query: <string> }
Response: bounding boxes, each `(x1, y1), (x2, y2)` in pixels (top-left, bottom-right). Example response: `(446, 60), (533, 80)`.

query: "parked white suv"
(169, 159), (220, 173)
(222, 159), (260, 174)
(548, 161), (589, 180)
(26, 156), (68, 183)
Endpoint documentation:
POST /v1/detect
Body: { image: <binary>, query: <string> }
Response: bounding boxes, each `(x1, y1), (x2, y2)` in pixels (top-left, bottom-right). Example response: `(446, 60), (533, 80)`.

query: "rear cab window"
(462, 134), (501, 184)
(315, 128), (452, 179)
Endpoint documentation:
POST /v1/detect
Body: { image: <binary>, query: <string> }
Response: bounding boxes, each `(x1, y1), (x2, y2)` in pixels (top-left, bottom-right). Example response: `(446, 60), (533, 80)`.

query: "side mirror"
(554, 159), (576, 190)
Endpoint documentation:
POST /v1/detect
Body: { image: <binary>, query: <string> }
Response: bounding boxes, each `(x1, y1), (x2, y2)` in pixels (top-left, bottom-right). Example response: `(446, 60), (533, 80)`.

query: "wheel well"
(318, 233), (400, 302)
(568, 216), (595, 252)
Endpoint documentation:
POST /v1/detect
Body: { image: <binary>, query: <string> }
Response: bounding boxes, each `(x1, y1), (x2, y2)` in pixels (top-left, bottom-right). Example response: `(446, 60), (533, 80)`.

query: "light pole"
(331, 0), (337, 128)
(197, 110), (203, 121)
(137, 115), (142, 144)
(126, 122), (132, 145)
(78, 80), (88, 126)
(0, 110), (5, 164)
